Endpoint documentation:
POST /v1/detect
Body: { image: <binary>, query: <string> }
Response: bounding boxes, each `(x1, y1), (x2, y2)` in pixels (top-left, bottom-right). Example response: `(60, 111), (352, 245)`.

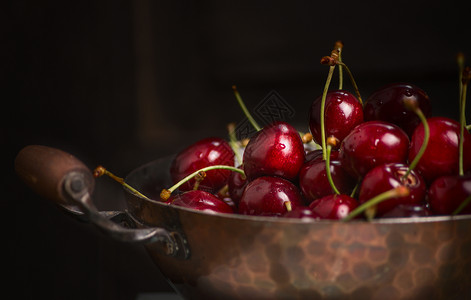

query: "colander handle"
(14, 145), (189, 258)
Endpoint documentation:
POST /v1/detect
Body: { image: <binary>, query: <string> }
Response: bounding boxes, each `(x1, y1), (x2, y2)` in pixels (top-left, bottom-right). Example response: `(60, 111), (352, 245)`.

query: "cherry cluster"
(156, 43), (471, 221)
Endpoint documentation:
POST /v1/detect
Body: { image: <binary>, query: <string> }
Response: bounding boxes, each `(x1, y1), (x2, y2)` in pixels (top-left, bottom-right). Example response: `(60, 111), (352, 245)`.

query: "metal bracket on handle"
(62, 171), (190, 259)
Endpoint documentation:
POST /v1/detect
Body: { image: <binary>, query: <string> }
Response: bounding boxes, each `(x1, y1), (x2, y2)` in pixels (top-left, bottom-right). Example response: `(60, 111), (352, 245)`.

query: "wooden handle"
(15, 145), (95, 205)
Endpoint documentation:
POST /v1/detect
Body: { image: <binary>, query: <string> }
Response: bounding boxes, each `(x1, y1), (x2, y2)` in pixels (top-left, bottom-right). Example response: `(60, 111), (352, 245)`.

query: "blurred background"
(5, 0), (471, 299)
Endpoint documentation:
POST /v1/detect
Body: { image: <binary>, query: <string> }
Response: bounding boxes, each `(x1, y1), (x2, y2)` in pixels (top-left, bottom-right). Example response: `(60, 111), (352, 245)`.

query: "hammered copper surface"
(125, 157), (471, 300)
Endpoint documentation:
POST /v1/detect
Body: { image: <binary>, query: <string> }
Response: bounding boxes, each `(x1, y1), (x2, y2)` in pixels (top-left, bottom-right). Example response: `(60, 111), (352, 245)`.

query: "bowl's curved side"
(124, 157), (471, 300)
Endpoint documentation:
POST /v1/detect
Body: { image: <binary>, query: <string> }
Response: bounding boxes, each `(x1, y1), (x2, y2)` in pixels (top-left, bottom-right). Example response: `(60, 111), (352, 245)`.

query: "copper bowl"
(124, 155), (471, 300)
(15, 145), (471, 300)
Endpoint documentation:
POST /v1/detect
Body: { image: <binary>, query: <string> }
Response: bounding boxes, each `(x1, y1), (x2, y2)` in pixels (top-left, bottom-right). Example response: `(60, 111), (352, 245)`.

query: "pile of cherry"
(152, 47), (471, 221)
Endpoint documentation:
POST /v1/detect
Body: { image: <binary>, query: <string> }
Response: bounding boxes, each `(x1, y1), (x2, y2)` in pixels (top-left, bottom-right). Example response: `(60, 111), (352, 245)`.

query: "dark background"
(4, 0), (471, 299)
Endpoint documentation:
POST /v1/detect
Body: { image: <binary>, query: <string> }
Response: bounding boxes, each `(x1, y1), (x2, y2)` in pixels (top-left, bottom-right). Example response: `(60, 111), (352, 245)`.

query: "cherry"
(305, 149), (323, 162)
(408, 117), (471, 184)
(309, 90), (364, 147)
(427, 174), (471, 215)
(238, 176), (304, 216)
(339, 120), (410, 179)
(381, 204), (432, 218)
(169, 190), (234, 214)
(217, 193), (238, 212)
(299, 150), (356, 203)
(358, 163), (426, 217)
(308, 194), (358, 220)
(364, 83), (432, 137)
(283, 206), (320, 220)
(170, 137), (235, 193)
(227, 165), (248, 206)
(242, 121), (305, 181)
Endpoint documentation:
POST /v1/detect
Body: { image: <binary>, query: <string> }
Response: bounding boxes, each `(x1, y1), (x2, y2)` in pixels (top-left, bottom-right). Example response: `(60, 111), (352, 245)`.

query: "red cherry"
(170, 190), (235, 214)
(170, 137), (235, 193)
(305, 149), (323, 162)
(309, 90), (364, 145)
(358, 163), (426, 217)
(227, 165), (248, 206)
(217, 194), (238, 212)
(340, 121), (410, 179)
(298, 150), (356, 203)
(408, 117), (471, 184)
(427, 175), (471, 215)
(381, 204), (432, 218)
(364, 83), (432, 137)
(238, 176), (304, 216)
(243, 121), (305, 181)
(308, 194), (358, 220)
(283, 206), (320, 220)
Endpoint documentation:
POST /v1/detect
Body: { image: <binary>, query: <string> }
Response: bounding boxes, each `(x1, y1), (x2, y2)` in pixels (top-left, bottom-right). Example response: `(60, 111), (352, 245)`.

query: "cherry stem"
(325, 140), (340, 195)
(160, 165), (245, 200)
(459, 67), (470, 176)
(284, 201), (293, 212)
(402, 100), (429, 180)
(232, 85), (261, 131)
(336, 61), (363, 105)
(301, 132), (313, 143)
(457, 53), (465, 108)
(349, 180), (360, 198)
(336, 41), (344, 90)
(452, 194), (471, 215)
(320, 65), (336, 160)
(342, 186), (410, 221)
(192, 171), (206, 190)
(93, 166), (151, 200)
(227, 123), (243, 165)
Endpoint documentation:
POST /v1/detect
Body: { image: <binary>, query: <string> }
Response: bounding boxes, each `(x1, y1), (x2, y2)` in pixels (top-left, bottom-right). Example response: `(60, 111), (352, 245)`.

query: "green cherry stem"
(232, 85), (262, 131)
(160, 165), (245, 201)
(335, 61), (363, 105)
(457, 52), (465, 108)
(325, 137), (340, 195)
(452, 194), (471, 215)
(342, 186), (410, 221)
(402, 98), (430, 180)
(349, 180), (361, 198)
(459, 67), (470, 175)
(93, 166), (151, 200)
(192, 171), (206, 191)
(335, 40), (344, 90)
(320, 56), (337, 160)
(227, 122), (243, 166)
(284, 201), (293, 212)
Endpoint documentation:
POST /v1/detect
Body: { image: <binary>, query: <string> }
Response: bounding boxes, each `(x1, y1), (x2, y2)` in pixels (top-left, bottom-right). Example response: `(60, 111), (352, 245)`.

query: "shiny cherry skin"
(238, 176), (304, 216)
(299, 150), (356, 203)
(408, 117), (471, 184)
(364, 83), (432, 137)
(340, 120), (410, 179)
(283, 206), (320, 220)
(305, 149), (323, 162)
(170, 137), (235, 193)
(427, 175), (471, 215)
(381, 204), (432, 218)
(217, 195), (237, 212)
(308, 194), (358, 220)
(309, 90), (364, 146)
(227, 165), (248, 207)
(169, 190), (235, 214)
(243, 121), (305, 181)
(358, 163), (426, 217)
